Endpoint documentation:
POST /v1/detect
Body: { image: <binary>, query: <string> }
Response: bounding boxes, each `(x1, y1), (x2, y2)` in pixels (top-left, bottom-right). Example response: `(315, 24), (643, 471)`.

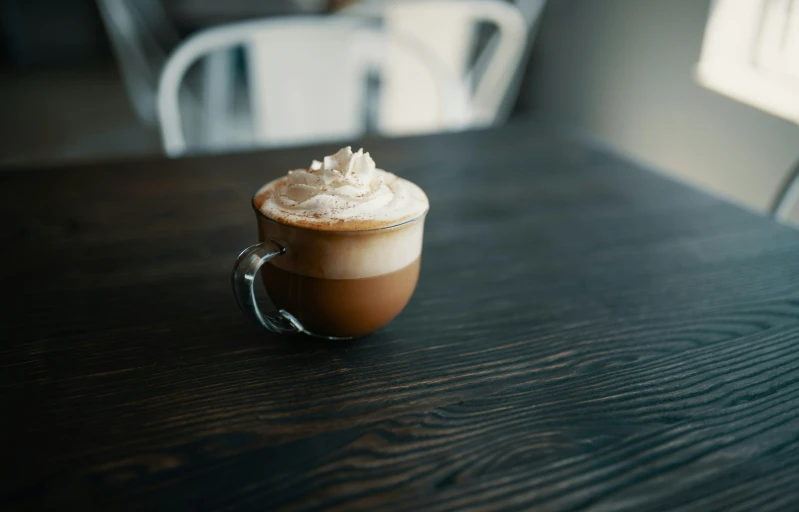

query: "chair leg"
(203, 49), (234, 149)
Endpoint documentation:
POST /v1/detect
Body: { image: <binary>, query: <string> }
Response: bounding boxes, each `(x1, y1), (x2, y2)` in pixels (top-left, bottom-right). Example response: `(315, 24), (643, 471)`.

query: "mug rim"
(250, 192), (429, 234)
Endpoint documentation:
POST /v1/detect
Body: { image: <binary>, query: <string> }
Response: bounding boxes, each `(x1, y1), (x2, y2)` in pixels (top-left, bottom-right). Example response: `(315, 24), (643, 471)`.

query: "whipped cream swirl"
(258, 147), (429, 230)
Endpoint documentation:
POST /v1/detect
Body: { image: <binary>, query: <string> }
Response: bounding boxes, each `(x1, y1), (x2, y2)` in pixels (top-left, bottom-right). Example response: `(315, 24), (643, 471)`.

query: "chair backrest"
(157, 16), (464, 157)
(245, 18), (370, 149)
(344, 0), (535, 133)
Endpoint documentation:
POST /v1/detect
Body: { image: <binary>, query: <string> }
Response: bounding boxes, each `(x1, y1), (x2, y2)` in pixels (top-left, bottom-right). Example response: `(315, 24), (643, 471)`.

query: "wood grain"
(2, 120), (799, 511)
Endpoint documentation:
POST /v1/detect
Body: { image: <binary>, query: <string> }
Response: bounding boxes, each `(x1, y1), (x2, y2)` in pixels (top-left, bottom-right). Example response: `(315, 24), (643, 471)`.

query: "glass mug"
(232, 197), (427, 339)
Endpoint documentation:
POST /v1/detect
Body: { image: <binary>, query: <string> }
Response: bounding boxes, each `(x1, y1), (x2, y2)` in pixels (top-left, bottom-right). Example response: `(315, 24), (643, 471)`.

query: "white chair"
(157, 17), (466, 157)
(97, 0), (328, 135)
(343, 0), (540, 134)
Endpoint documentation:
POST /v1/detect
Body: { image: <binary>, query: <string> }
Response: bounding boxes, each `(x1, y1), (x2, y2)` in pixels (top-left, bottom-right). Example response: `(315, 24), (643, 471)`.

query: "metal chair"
(343, 0), (540, 134)
(157, 16), (466, 156)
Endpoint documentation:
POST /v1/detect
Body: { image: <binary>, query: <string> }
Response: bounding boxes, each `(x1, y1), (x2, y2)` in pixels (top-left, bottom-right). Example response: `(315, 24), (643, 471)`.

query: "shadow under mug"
(232, 203), (427, 340)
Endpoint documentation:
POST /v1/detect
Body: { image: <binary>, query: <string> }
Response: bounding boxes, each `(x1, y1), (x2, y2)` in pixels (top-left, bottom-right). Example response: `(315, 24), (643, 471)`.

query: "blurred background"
(1, 0), (798, 224)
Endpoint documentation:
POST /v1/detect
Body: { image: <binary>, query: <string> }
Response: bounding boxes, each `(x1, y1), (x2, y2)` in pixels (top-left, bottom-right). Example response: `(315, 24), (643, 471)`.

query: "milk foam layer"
(256, 147), (429, 231)
(257, 214), (424, 280)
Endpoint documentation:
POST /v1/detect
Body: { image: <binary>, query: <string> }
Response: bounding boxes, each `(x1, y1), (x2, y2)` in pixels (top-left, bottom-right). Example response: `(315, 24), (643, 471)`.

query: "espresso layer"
(262, 257), (421, 338)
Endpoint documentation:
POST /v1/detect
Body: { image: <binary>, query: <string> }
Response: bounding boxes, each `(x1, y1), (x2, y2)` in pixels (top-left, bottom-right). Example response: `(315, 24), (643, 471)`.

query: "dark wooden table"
(3, 121), (799, 511)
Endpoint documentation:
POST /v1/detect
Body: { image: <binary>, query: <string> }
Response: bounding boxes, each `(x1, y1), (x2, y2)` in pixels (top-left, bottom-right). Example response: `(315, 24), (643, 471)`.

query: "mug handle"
(231, 241), (304, 334)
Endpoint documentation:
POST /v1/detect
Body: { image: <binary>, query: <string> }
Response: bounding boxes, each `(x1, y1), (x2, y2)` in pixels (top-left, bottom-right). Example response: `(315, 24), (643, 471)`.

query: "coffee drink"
(250, 146), (429, 338)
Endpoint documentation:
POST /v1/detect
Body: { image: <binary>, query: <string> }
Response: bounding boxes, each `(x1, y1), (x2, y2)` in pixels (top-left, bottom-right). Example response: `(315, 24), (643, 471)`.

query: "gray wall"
(522, 0), (799, 215)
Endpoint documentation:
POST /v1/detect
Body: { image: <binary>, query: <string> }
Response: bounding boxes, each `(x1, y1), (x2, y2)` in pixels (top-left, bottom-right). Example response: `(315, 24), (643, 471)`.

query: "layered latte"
(252, 147), (429, 338)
